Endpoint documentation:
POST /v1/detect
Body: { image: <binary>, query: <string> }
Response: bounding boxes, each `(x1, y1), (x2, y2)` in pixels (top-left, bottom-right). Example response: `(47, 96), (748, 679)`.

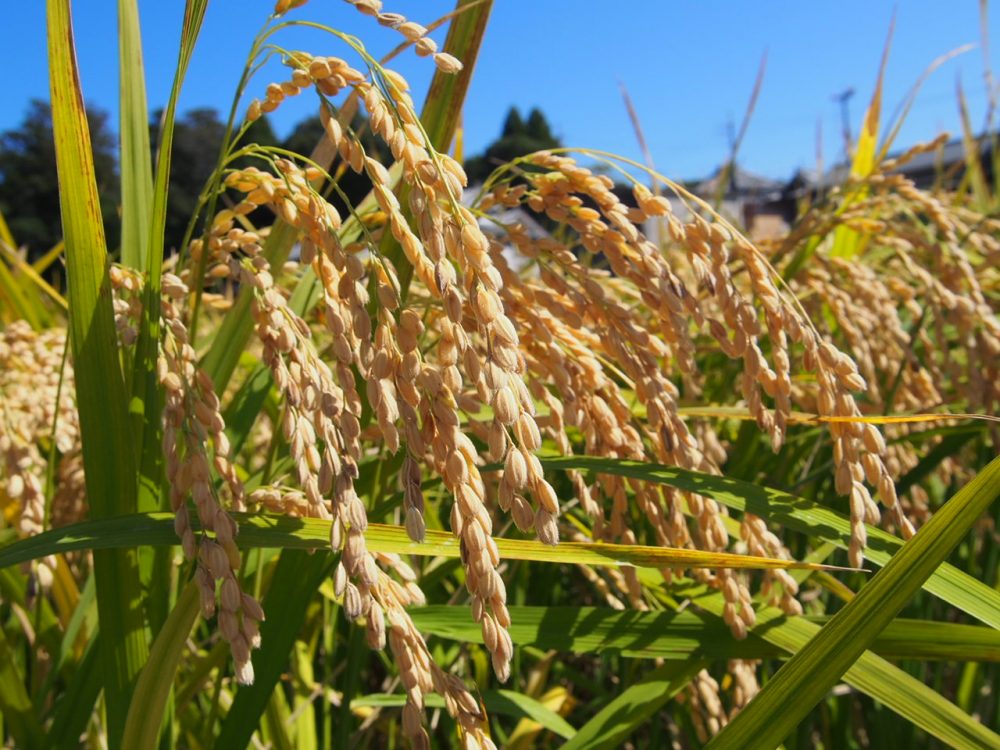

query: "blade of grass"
(0, 207), (14, 248)
(32, 240), (66, 274)
(130, 8), (209, 676)
(117, 0), (153, 270)
(131, 0), (207, 510)
(44, 639), (102, 750)
(290, 640), (318, 750)
(49, 555), (80, 629)
(830, 14), (894, 260)
(122, 581), (200, 750)
(47, 1), (148, 744)
(215, 550), (334, 749)
(352, 690), (576, 739)
(0, 626), (44, 750)
(0, 255), (43, 328)
(420, 0), (492, 153)
(0, 511), (851, 574)
(486, 690), (576, 741)
(0, 240), (67, 313)
(706, 455), (1000, 750)
(537, 455), (1000, 630)
(561, 660), (705, 750)
(45, 572), (95, 687)
(957, 80), (993, 210)
(263, 685), (295, 750)
(336, 619), (365, 747)
(662, 582), (1000, 750)
(880, 44), (974, 160)
(412, 605), (1000, 662)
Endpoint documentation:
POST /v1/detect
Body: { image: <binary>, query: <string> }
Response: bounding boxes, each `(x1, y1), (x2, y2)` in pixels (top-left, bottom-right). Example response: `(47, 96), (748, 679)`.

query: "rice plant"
(1, 1), (998, 748)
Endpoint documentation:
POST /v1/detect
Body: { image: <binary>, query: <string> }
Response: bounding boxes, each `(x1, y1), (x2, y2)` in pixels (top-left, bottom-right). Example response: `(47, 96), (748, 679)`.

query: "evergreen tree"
(500, 108), (524, 138)
(0, 100), (119, 256)
(524, 107), (555, 142)
(150, 108), (280, 251)
(464, 106), (561, 185)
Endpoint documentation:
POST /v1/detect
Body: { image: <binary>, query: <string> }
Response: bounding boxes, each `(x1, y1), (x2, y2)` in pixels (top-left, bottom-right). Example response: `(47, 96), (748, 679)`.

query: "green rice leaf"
(706, 455), (1000, 750)
(411, 605), (1000, 662)
(122, 582), (200, 750)
(957, 82), (993, 210)
(662, 583), (1000, 750)
(0, 252), (45, 328)
(44, 640), (102, 750)
(0, 206), (14, 248)
(537, 456), (1000, 630)
(420, 0), (493, 152)
(0, 512), (846, 574)
(0, 626), (44, 750)
(46, 1), (148, 743)
(830, 17), (892, 259)
(117, 0), (153, 270)
(131, 0), (207, 512)
(0, 240), (66, 314)
(485, 690), (576, 740)
(681, 588), (1000, 750)
(352, 690), (576, 740)
(561, 660), (705, 750)
(215, 551), (334, 748)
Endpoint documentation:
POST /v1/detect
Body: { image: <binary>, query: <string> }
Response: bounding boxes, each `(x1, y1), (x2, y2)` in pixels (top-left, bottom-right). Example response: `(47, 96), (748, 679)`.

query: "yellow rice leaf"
(677, 406), (999, 426)
(831, 16), (894, 259)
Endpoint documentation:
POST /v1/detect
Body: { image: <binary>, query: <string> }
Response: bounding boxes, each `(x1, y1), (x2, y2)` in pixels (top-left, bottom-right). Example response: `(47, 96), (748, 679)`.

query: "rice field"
(1, 1), (999, 748)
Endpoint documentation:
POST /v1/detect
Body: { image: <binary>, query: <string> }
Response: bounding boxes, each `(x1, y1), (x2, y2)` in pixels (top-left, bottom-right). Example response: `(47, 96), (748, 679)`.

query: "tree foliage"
(0, 100), (119, 256)
(464, 106), (561, 185)
(0, 100), (396, 259)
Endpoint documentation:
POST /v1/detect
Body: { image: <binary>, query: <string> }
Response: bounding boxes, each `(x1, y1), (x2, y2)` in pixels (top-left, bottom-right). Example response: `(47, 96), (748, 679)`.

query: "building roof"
(694, 164), (785, 201)
(811, 134), (994, 188)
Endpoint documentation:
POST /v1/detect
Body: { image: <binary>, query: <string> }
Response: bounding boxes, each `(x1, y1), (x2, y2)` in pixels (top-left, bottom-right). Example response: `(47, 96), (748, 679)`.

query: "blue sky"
(2, 1), (996, 181)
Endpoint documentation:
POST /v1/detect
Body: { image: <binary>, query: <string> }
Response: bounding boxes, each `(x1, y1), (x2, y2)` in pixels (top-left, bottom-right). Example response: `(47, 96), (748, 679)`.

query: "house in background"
(650, 134), (995, 242)
(903, 135), (994, 189)
(643, 164), (799, 243)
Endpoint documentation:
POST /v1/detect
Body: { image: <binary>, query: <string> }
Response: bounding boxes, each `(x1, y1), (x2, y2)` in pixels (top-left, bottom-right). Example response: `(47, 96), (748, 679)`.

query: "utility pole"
(832, 87), (855, 159)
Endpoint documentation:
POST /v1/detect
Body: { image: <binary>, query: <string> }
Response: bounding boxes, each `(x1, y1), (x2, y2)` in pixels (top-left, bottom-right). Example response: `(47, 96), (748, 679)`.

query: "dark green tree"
(500, 108), (524, 138)
(281, 116), (327, 159)
(235, 115), (280, 170)
(150, 108), (281, 251)
(464, 106), (561, 185)
(524, 108), (556, 142)
(0, 100), (119, 256)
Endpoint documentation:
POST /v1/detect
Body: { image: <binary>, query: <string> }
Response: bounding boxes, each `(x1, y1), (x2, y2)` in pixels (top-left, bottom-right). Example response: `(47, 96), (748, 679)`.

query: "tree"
(464, 106), (561, 185)
(0, 100), (119, 257)
(524, 108), (556, 143)
(232, 115), (280, 172)
(151, 107), (397, 251)
(500, 108), (524, 138)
